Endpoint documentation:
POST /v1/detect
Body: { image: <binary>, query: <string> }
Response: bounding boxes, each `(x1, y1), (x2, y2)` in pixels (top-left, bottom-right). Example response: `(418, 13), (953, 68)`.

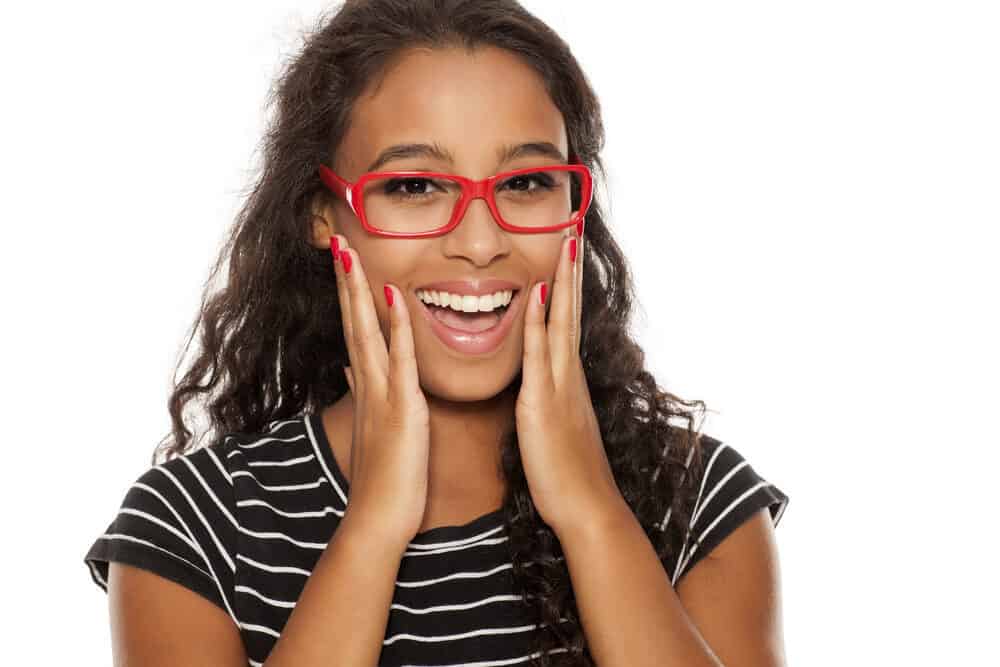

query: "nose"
(440, 193), (509, 265)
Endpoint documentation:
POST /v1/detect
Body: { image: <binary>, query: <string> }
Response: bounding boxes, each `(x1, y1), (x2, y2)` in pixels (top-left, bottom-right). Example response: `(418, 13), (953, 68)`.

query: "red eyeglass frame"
(316, 153), (593, 239)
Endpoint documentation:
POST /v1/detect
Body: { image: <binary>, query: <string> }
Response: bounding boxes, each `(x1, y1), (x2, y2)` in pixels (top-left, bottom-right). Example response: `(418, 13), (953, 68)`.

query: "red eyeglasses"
(316, 154), (593, 239)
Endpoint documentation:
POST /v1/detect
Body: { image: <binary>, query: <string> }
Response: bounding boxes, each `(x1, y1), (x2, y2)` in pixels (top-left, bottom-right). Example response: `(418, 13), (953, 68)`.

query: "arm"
(109, 563), (249, 667)
(263, 512), (407, 667)
(555, 504), (786, 667)
(108, 512), (405, 667)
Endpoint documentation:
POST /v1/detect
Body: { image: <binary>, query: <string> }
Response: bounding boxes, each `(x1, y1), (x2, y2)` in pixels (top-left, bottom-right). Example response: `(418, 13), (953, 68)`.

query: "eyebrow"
(365, 141), (567, 173)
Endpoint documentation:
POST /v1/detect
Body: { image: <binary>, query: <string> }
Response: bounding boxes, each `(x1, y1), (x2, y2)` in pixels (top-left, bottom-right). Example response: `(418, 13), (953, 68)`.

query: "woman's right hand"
(331, 234), (431, 551)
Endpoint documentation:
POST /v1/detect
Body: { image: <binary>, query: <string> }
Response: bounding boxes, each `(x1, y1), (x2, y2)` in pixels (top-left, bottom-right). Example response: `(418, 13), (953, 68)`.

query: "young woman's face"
(312, 45), (571, 403)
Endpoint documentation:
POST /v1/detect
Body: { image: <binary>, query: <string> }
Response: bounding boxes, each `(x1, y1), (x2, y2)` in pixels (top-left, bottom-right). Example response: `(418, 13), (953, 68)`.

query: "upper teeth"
(415, 289), (514, 313)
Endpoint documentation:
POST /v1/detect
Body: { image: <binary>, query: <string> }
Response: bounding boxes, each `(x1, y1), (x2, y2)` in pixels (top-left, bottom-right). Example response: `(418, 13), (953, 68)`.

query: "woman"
(84, 1), (790, 665)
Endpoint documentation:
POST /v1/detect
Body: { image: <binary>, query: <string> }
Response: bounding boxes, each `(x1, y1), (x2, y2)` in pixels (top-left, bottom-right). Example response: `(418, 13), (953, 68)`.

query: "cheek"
(518, 241), (563, 282)
(354, 244), (423, 295)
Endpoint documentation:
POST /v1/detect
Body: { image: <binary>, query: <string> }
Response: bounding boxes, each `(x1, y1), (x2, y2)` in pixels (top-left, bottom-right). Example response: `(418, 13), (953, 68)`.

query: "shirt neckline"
(306, 412), (505, 545)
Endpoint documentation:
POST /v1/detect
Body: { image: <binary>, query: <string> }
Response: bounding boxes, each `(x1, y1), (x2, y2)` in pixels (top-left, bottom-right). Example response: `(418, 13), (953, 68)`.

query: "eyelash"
(383, 173), (556, 199)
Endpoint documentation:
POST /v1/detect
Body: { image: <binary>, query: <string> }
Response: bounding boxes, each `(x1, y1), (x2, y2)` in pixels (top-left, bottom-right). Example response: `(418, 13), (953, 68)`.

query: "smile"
(415, 288), (523, 356)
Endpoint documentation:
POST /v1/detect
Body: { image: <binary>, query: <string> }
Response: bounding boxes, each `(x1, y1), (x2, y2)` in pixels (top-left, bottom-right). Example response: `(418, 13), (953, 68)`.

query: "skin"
(308, 45), (569, 529)
(106, 43), (785, 667)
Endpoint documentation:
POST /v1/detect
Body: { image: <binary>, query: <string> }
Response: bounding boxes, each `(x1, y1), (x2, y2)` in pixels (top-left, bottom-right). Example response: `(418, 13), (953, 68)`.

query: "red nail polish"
(340, 249), (352, 274)
(539, 283), (547, 306)
(331, 236), (340, 260)
(569, 237), (577, 263)
(384, 284), (394, 307)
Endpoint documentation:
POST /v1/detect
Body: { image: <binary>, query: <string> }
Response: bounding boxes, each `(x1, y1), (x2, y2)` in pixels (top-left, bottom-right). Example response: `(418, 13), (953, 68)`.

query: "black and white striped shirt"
(84, 412), (789, 666)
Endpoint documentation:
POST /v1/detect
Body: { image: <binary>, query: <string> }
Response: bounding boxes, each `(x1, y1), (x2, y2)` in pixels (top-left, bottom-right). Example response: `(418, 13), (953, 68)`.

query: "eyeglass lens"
(359, 168), (584, 234)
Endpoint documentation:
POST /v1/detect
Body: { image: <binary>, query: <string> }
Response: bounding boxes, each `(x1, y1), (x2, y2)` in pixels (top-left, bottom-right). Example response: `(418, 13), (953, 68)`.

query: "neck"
(423, 383), (516, 495)
(321, 381), (517, 501)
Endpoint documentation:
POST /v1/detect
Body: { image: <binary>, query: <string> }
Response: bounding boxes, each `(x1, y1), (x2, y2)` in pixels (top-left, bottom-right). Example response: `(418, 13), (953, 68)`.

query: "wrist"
(553, 495), (635, 546)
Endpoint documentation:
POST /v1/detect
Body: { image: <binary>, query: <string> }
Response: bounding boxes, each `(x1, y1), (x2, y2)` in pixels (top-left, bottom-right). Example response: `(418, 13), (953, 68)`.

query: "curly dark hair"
(154, 0), (712, 664)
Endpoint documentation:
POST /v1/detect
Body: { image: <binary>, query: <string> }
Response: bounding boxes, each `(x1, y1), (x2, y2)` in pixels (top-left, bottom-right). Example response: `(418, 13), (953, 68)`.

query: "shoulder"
(671, 434), (789, 586)
(83, 420), (282, 621)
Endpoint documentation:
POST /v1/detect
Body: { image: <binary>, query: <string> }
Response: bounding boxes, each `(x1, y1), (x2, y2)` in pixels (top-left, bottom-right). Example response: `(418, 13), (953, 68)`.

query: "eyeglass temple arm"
(317, 165), (357, 213)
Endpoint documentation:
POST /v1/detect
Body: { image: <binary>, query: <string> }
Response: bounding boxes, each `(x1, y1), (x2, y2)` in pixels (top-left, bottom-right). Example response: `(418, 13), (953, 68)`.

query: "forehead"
(338, 46), (568, 176)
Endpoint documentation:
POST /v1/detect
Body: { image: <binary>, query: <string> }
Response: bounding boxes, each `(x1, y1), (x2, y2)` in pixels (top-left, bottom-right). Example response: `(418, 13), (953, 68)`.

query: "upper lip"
(415, 279), (521, 297)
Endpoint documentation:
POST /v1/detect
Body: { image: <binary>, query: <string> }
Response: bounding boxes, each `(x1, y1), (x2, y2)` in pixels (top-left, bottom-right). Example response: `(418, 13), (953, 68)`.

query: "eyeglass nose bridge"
(446, 176), (506, 232)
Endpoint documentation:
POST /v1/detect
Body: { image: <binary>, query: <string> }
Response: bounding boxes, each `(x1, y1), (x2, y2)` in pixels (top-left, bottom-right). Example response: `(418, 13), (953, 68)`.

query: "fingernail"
(569, 237), (577, 263)
(539, 282), (547, 306)
(331, 236), (340, 261)
(384, 284), (394, 308)
(340, 249), (352, 274)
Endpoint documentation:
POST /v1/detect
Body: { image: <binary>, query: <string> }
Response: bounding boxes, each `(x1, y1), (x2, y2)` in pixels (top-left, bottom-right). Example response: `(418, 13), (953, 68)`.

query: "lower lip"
(416, 290), (522, 356)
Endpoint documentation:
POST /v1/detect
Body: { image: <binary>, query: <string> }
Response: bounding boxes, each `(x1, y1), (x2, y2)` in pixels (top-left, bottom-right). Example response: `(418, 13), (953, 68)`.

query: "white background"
(1, 1), (996, 663)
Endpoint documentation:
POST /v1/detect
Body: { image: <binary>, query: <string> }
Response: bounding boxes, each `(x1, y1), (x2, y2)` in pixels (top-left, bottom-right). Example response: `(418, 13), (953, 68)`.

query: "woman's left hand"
(515, 228), (626, 536)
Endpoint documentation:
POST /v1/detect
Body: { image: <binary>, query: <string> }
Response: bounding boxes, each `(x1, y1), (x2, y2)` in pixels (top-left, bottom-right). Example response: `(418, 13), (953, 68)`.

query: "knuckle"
(358, 328), (383, 347)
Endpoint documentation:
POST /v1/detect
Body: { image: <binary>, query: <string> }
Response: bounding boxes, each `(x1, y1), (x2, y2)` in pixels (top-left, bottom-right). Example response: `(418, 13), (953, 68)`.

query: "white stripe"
(236, 525), (328, 550)
(116, 507), (202, 558)
(232, 552), (556, 581)
(87, 559), (107, 588)
(235, 498), (342, 519)
(303, 413), (349, 505)
(672, 443), (728, 583)
(648, 435), (673, 485)
(235, 585), (297, 609)
(267, 417), (302, 432)
(405, 523), (506, 551)
(230, 432), (308, 450)
(133, 476), (242, 626)
(690, 460), (750, 527)
(92, 533), (213, 581)
(401, 535), (510, 559)
(246, 453), (316, 468)
(394, 562), (515, 588)
(690, 443), (728, 524)
(132, 482), (211, 569)
(180, 456), (240, 530)
(656, 444), (698, 532)
(390, 594), (522, 615)
(675, 481), (773, 582)
(398, 647), (570, 667)
(773, 496), (788, 526)
(239, 621), (281, 638)
(154, 466), (236, 573)
(205, 446), (232, 485)
(384, 618), (569, 646)
(230, 470), (328, 491)
(235, 553), (312, 576)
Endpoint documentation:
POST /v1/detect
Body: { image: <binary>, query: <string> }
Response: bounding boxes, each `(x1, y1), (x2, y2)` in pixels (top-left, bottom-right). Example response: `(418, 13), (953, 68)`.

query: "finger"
(332, 235), (363, 397)
(574, 229), (584, 355)
(521, 280), (554, 402)
(344, 365), (355, 394)
(340, 245), (389, 395)
(548, 229), (578, 370)
(383, 283), (422, 404)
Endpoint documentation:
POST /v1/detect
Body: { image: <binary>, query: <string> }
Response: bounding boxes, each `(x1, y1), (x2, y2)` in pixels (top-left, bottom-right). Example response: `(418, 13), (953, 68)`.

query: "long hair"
(155, 1), (710, 663)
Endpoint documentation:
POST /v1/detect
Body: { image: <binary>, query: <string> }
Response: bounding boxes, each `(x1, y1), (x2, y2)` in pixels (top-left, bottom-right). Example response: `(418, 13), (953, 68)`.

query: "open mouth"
(416, 289), (521, 334)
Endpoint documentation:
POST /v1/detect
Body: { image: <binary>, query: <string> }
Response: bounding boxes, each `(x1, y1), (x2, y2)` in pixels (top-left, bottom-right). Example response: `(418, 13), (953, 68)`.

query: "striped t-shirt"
(84, 412), (789, 666)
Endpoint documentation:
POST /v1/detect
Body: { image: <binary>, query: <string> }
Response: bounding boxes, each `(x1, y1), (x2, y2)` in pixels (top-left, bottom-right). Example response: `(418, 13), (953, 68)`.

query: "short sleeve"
(671, 437), (789, 585)
(83, 441), (239, 620)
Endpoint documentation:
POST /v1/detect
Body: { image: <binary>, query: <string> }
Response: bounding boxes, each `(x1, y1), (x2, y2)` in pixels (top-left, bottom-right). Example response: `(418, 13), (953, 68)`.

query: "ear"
(309, 192), (340, 250)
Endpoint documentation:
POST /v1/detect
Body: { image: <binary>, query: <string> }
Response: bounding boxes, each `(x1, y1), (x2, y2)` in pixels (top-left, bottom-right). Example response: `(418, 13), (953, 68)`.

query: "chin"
(418, 361), (521, 403)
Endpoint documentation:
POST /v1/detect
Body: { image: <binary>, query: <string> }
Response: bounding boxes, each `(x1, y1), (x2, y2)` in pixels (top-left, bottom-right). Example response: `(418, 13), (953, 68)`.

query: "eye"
(383, 177), (444, 198)
(499, 172), (556, 193)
